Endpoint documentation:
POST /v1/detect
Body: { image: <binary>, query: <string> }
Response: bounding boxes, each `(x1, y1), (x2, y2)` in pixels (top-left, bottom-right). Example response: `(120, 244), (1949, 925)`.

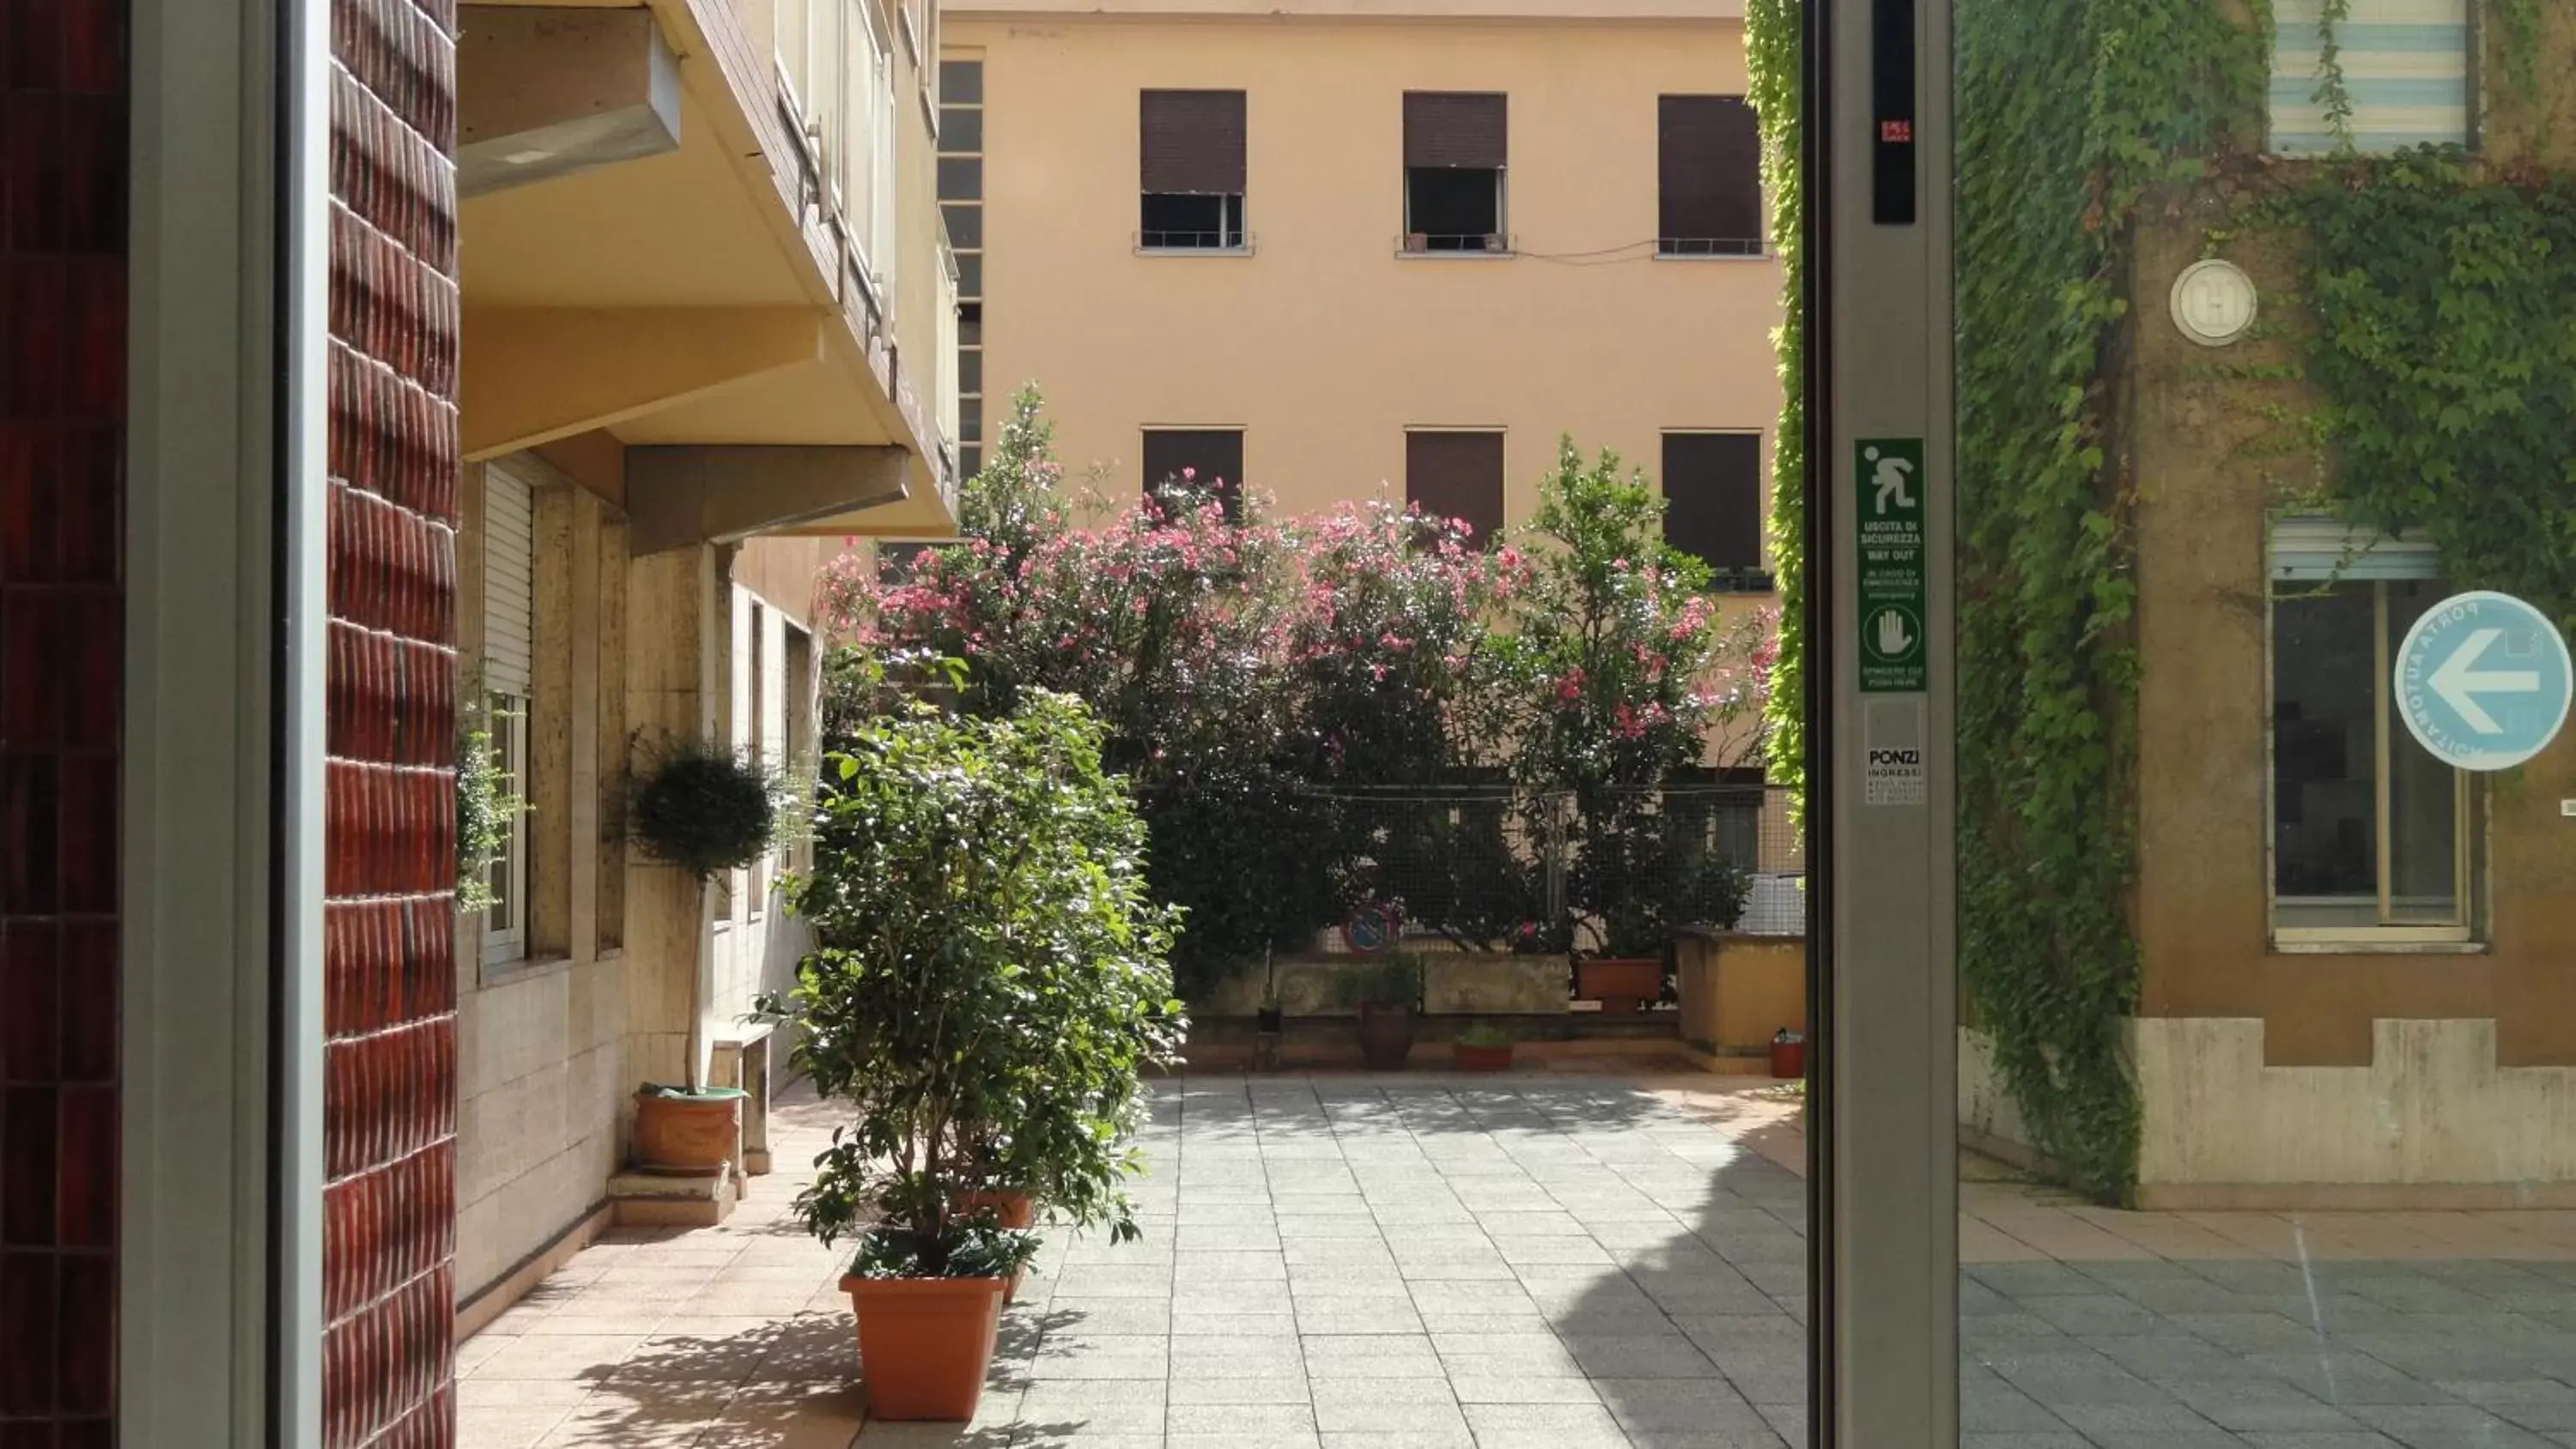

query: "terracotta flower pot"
(843, 1275), (1007, 1422)
(1574, 957), (1662, 1016)
(1453, 1042), (1512, 1073)
(1357, 1002), (1415, 1071)
(1771, 1037), (1805, 1080)
(630, 1089), (741, 1173)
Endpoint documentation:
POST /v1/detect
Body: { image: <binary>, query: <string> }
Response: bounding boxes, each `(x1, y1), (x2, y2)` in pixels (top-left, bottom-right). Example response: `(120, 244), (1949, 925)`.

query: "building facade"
(0, 0), (961, 1440)
(1954, 0), (2576, 1207)
(932, 0), (1783, 593)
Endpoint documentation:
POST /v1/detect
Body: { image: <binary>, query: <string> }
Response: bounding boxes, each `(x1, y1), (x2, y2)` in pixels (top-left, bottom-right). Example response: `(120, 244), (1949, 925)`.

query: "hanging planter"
(629, 736), (784, 880)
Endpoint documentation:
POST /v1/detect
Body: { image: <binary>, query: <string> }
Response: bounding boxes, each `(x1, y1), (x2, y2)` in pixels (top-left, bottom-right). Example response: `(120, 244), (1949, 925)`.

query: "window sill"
(1135, 245), (1255, 258)
(2269, 938), (2488, 956)
(1654, 249), (1771, 262)
(1396, 249), (1516, 261)
(479, 952), (575, 986)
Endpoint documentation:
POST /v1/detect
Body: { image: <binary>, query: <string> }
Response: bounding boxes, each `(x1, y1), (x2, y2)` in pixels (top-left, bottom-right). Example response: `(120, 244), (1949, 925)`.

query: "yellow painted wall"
(947, 9), (1781, 539)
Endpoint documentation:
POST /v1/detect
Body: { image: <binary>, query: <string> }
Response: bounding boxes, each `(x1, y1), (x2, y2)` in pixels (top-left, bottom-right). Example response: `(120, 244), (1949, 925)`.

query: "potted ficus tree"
(758, 685), (1182, 1422)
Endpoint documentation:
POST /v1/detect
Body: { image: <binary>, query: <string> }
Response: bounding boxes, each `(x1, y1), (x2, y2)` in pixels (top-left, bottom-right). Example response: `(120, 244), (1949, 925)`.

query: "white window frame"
(480, 463), (538, 967)
(2265, 518), (2479, 948)
(481, 694), (532, 965)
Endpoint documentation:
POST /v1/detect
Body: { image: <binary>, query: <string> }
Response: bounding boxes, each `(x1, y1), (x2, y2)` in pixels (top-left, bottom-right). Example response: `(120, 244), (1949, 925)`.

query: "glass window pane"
(940, 106), (982, 153)
(2270, 583), (2378, 927)
(2385, 581), (2464, 925)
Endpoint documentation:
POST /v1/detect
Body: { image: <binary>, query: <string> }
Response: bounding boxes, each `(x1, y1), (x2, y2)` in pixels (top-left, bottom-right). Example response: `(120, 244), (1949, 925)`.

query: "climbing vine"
(1746, 0), (1805, 812)
(1952, 0), (2266, 1202)
(2281, 152), (2576, 630)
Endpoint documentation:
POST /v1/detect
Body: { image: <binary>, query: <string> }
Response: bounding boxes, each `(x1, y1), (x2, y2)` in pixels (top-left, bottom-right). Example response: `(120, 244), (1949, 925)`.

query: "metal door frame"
(1807, 0), (1959, 1442)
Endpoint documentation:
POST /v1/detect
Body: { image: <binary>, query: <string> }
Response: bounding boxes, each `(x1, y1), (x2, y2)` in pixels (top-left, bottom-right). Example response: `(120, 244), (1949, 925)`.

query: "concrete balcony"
(456, 0), (959, 542)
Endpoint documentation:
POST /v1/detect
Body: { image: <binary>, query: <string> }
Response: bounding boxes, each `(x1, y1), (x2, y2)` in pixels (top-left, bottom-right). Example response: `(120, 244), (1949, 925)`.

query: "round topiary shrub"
(631, 737), (780, 878)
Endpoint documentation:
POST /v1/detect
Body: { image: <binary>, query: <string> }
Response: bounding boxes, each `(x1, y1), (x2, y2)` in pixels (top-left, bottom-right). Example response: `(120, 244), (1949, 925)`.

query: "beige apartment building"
(448, 0), (963, 1331)
(932, 0), (1782, 588)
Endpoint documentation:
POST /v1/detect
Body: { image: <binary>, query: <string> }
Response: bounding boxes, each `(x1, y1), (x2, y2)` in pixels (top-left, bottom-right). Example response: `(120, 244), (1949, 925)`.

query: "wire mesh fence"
(1296, 780), (1805, 955)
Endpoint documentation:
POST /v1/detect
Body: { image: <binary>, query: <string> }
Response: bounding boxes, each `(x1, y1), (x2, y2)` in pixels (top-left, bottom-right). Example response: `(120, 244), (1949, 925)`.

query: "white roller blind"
(483, 466), (535, 697)
(2270, 514), (2440, 582)
(2269, 0), (2470, 155)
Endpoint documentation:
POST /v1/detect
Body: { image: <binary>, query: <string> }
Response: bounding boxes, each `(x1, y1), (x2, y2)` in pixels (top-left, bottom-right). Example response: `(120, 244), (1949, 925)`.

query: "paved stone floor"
(457, 1076), (2576, 1449)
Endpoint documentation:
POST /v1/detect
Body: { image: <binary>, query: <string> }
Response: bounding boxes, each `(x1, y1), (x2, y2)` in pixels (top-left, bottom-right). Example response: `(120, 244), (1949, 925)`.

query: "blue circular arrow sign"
(2392, 591), (2573, 773)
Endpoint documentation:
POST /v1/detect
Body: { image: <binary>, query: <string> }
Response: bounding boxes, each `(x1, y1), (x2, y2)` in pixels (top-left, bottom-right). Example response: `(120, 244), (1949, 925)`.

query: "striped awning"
(2269, 0), (2470, 155)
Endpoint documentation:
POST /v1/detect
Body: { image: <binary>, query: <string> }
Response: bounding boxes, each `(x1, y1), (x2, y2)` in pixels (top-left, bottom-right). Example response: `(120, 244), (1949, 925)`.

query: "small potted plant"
(1335, 954), (1423, 1071)
(630, 1082), (747, 1173)
(1454, 1024), (1514, 1073)
(759, 688), (1181, 1422)
(629, 734), (787, 1154)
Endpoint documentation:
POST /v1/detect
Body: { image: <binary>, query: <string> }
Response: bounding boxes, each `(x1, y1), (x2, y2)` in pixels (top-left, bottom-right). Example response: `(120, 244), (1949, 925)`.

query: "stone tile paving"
(457, 1075), (2576, 1449)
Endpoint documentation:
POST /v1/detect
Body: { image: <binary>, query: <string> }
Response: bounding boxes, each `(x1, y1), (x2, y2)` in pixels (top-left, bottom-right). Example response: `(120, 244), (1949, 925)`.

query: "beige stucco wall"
(947, 9), (1781, 537)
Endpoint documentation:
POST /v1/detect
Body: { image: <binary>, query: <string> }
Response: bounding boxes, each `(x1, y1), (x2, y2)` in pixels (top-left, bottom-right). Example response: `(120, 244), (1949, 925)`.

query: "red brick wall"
(0, 1), (129, 1444)
(323, 0), (461, 1445)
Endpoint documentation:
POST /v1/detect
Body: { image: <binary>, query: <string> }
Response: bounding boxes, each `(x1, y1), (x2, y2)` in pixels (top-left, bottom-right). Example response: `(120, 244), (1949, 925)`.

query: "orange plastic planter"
(844, 1275), (1007, 1422)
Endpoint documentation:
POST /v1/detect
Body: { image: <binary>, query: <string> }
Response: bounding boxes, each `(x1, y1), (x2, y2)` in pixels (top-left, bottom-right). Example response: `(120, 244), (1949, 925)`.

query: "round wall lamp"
(2169, 258), (2257, 347)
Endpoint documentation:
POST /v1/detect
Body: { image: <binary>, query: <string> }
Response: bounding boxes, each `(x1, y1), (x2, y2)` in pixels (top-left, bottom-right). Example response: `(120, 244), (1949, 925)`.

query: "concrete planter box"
(1421, 954), (1569, 1016)
(1200, 953), (1571, 1018)
(1675, 930), (1806, 1073)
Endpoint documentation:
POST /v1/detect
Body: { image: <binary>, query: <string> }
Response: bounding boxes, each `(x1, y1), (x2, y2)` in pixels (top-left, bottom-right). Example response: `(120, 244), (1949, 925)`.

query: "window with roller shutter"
(1140, 89), (1248, 251)
(1661, 432), (1767, 585)
(479, 464), (536, 963)
(1658, 95), (1764, 257)
(1141, 428), (1245, 520)
(1402, 92), (1507, 252)
(1404, 430), (1505, 548)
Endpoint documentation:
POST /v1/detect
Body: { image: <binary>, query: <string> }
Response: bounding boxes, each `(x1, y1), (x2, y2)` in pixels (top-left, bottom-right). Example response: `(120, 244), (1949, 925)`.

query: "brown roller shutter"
(1659, 95), (1762, 247)
(1404, 92), (1507, 169)
(1662, 432), (1764, 573)
(1140, 89), (1248, 194)
(1142, 428), (1246, 519)
(1405, 431), (1506, 546)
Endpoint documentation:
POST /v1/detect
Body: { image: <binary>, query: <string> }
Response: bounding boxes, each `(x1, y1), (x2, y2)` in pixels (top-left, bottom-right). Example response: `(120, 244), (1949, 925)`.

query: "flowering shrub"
(1494, 440), (1763, 957)
(820, 390), (1775, 991)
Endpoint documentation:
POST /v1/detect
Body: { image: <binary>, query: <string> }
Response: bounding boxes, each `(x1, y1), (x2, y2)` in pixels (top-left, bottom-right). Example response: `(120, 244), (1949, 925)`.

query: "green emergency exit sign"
(1855, 439), (1928, 694)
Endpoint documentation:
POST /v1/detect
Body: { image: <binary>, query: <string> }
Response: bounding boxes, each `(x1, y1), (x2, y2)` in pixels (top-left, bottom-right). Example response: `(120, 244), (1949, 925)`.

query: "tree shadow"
(562, 1301), (1097, 1447)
